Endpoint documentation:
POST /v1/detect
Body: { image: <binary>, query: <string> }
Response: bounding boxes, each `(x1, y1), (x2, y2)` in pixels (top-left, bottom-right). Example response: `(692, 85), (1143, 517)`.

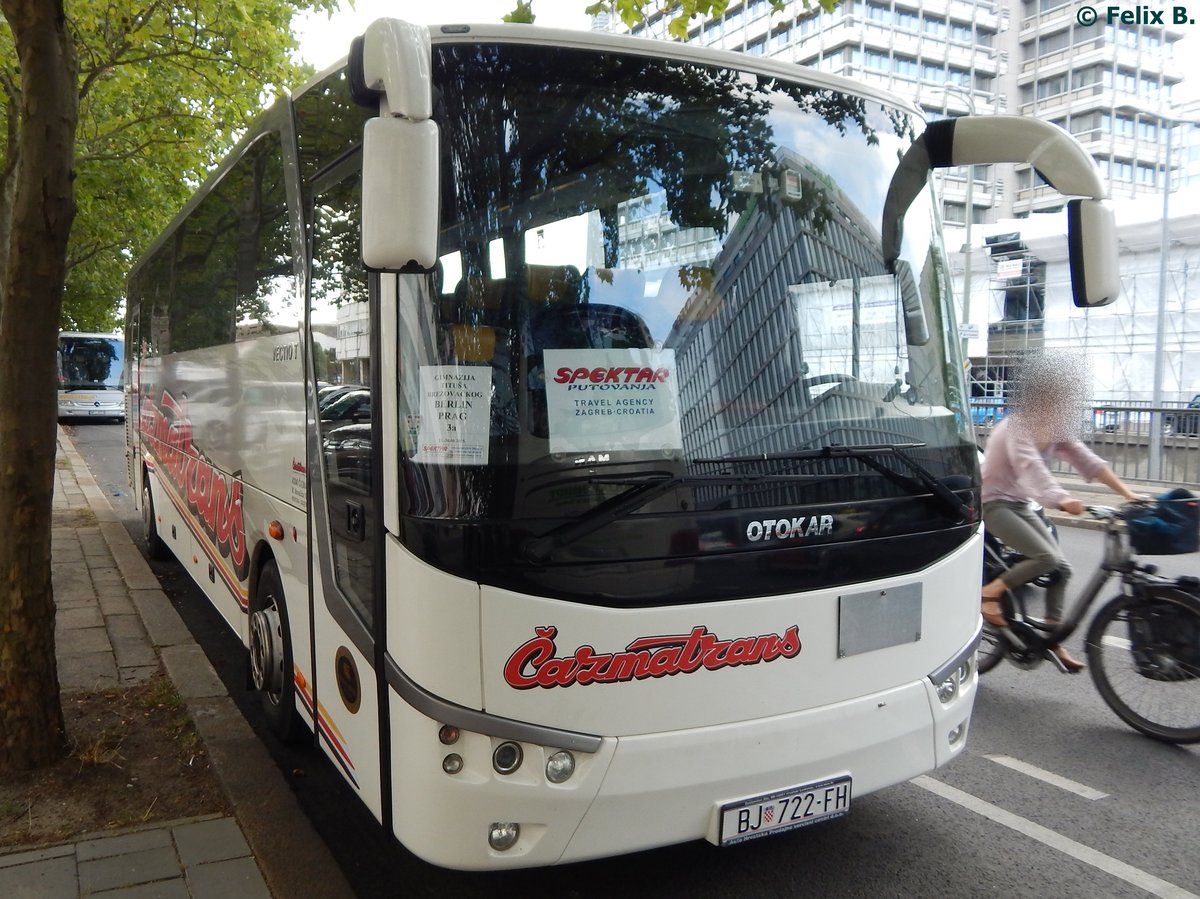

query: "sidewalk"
(0, 427), (354, 899)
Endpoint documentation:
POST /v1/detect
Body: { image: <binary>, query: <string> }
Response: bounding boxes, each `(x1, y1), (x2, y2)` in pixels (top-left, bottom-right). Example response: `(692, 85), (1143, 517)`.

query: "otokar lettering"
(141, 389), (249, 581)
(746, 513), (834, 543)
(504, 624), (802, 690)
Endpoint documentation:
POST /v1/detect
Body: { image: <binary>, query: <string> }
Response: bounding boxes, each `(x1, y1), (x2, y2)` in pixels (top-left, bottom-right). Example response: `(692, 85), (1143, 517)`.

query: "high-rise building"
(617, 0), (1189, 222)
(604, 2), (1200, 405)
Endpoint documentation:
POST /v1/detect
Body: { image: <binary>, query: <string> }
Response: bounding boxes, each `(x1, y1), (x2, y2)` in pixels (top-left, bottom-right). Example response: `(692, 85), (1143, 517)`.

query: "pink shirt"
(981, 416), (1107, 509)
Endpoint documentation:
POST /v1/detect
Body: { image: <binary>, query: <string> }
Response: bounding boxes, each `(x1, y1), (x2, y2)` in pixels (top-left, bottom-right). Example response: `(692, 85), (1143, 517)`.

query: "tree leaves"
(571, 1), (842, 40)
(0, 0), (338, 331)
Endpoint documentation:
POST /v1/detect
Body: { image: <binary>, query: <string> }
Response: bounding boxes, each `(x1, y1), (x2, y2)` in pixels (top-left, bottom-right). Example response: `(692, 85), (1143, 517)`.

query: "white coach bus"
(58, 331), (125, 421)
(125, 19), (1118, 870)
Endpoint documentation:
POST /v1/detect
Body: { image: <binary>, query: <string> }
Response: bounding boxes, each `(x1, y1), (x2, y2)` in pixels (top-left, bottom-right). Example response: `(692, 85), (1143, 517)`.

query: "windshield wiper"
(700, 443), (971, 522)
(522, 445), (970, 564)
(521, 470), (833, 564)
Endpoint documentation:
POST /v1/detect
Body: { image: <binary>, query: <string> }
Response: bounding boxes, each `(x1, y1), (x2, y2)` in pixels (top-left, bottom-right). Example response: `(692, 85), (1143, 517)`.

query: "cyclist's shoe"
(981, 598), (1007, 628)
(1049, 644), (1085, 673)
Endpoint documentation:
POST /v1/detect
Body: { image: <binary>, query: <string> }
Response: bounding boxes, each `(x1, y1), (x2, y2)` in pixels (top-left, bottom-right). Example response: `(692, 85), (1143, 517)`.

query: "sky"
(294, 0), (594, 69)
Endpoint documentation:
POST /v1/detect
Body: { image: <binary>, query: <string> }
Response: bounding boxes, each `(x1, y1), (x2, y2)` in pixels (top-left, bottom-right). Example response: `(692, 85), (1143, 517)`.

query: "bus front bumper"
(390, 669), (974, 870)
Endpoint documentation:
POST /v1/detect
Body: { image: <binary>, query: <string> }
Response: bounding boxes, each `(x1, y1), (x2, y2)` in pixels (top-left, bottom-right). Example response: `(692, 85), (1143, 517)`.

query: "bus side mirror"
(1067, 199), (1118, 308)
(362, 116), (439, 270)
(350, 19), (440, 271)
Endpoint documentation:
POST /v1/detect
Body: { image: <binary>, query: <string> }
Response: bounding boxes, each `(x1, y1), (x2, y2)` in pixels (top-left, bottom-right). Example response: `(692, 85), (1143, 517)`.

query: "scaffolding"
(964, 209), (1200, 407)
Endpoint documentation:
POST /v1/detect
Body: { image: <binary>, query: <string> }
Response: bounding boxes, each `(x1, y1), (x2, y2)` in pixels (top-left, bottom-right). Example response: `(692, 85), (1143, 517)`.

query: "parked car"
(317, 383), (365, 411)
(322, 422), (373, 491)
(319, 388), (371, 427)
(1165, 395), (1200, 437)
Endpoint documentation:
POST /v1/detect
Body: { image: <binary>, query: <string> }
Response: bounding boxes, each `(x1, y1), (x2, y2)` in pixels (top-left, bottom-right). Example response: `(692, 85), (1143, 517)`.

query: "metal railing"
(972, 401), (1200, 487)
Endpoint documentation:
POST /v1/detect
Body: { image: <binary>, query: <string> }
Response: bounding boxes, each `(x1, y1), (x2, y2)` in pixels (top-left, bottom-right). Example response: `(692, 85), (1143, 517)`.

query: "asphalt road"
(68, 420), (1200, 899)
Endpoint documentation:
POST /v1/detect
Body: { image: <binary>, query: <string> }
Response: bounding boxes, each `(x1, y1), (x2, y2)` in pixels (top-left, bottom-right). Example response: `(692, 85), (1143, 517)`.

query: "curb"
(57, 426), (355, 899)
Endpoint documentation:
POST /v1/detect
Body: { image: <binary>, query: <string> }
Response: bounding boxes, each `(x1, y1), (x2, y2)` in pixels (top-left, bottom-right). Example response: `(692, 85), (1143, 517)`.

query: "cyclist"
(980, 353), (1142, 672)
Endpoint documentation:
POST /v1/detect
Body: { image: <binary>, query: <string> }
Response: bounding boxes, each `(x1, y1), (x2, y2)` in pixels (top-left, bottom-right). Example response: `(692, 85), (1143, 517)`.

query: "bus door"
(306, 161), (387, 821)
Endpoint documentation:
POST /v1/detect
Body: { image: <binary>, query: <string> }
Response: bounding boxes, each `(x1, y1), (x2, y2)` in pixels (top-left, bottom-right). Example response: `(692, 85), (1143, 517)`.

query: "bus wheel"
(141, 478), (170, 560)
(249, 560), (303, 743)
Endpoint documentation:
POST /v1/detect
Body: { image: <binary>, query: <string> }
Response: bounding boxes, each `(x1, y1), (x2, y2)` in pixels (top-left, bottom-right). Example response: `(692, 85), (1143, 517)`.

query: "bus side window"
(311, 166), (375, 627)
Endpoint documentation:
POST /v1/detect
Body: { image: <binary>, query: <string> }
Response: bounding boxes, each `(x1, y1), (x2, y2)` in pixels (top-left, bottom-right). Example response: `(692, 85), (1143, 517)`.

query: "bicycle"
(977, 501), (1200, 745)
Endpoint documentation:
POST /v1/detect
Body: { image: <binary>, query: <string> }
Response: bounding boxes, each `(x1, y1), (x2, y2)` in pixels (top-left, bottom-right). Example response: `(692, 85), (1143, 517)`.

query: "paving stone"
(77, 828), (173, 861)
(77, 846), (180, 894)
(108, 614), (157, 668)
(62, 626), (113, 655)
(91, 876), (190, 898)
(110, 544), (162, 591)
(0, 854), (78, 898)
(185, 857), (271, 899)
(0, 844), (74, 869)
(91, 566), (126, 586)
(97, 591), (136, 617)
(58, 651), (119, 692)
(119, 664), (160, 686)
(53, 592), (96, 611)
(129, 589), (192, 648)
(160, 646), (225, 700)
(55, 606), (104, 630)
(173, 817), (251, 867)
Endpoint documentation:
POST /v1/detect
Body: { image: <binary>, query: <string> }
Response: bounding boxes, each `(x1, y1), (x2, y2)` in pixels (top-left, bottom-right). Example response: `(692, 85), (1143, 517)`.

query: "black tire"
(141, 477), (171, 560)
(1086, 589), (1200, 744)
(250, 560), (305, 743)
(976, 621), (1006, 674)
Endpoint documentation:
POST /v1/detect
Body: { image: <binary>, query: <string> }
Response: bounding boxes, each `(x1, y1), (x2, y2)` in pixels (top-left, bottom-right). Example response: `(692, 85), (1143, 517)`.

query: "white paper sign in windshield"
(791, 275), (906, 384)
(544, 348), (683, 455)
(414, 365), (492, 465)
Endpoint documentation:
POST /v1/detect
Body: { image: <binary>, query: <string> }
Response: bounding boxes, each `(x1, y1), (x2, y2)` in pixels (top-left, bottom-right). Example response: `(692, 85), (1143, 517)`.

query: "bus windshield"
(370, 43), (976, 601)
(58, 334), (124, 391)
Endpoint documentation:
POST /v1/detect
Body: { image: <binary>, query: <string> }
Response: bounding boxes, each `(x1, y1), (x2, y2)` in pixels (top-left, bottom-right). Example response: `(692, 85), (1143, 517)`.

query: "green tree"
(507, 0), (841, 38)
(0, 0), (333, 774)
(0, 0), (847, 775)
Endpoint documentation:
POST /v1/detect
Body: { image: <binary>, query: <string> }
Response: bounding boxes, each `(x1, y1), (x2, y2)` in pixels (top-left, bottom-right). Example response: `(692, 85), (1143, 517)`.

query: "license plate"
(718, 775), (851, 846)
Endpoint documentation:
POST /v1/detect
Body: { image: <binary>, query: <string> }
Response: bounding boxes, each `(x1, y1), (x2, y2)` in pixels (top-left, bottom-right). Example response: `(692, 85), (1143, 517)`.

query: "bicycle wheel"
(1086, 589), (1200, 744)
(977, 621), (1007, 673)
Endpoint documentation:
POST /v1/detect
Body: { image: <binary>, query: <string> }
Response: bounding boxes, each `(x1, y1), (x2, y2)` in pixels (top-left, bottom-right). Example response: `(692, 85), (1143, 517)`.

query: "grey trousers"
(982, 499), (1072, 620)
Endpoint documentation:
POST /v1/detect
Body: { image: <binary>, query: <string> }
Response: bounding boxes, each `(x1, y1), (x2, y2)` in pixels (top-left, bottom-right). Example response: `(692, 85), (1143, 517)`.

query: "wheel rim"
(142, 485), (154, 538)
(249, 606), (284, 701)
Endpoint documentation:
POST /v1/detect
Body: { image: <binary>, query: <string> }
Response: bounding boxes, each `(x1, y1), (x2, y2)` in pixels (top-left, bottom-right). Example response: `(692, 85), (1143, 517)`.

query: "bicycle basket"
(1126, 598), (1200, 682)
(1126, 488), (1200, 555)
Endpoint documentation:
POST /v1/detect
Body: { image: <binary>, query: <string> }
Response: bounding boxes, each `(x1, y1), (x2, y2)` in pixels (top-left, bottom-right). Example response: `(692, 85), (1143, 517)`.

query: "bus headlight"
(488, 822), (520, 851)
(948, 720), (968, 746)
(935, 674), (959, 703)
(929, 636), (978, 705)
(545, 750), (575, 784)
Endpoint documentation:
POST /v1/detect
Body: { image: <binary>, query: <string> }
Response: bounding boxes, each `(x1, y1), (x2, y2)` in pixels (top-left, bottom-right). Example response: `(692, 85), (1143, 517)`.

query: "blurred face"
(1019, 389), (1078, 443)
(1010, 353), (1090, 444)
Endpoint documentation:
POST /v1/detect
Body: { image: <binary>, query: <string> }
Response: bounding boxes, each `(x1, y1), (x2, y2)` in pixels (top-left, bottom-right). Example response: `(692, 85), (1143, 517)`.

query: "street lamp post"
(1125, 106), (1200, 481)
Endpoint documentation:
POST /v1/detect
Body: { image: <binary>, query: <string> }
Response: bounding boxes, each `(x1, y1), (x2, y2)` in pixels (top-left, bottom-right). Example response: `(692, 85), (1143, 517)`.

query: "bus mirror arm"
(882, 115), (1118, 309)
(349, 19), (432, 120)
(350, 19), (440, 272)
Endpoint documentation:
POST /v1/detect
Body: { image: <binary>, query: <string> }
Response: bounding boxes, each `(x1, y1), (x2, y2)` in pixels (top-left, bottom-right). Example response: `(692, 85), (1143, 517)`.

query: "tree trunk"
(0, 0), (78, 773)
(0, 89), (19, 314)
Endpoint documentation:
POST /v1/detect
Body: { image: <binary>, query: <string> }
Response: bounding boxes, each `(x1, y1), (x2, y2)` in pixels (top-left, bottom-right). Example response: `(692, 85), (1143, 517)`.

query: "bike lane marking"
(912, 776), (1198, 899)
(984, 755), (1109, 800)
